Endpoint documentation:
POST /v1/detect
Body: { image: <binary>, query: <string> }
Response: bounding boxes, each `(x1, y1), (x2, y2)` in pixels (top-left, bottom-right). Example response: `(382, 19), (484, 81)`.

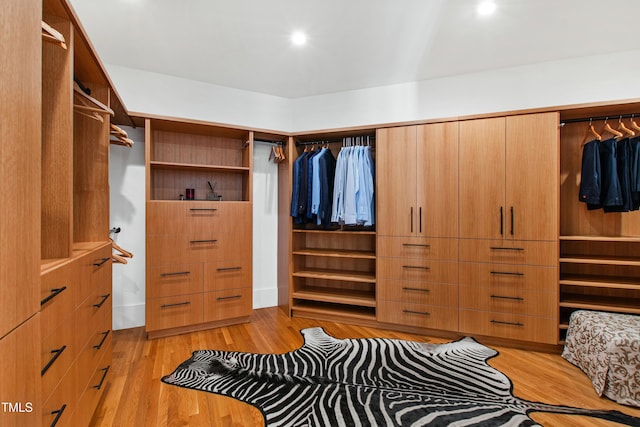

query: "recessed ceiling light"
(290, 31), (307, 46)
(477, 0), (497, 16)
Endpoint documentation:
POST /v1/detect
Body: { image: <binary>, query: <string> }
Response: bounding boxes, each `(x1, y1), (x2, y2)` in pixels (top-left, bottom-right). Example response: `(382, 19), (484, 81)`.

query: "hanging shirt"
(579, 139), (602, 209)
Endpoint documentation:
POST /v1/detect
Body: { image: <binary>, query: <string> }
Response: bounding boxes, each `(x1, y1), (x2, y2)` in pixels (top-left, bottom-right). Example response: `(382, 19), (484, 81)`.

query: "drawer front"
(459, 285), (556, 317)
(459, 263), (557, 292)
(377, 236), (457, 260)
(146, 293), (204, 332)
(147, 263), (203, 299)
(75, 246), (112, 307)
(76, 332), (112, 402)
(41, 263), (76, 339)
(378, 257), (458, 283)
(459, 310), (557, 344)
(459, 239), (557, 266)
(41, 320), (77, 401)
(147, 234), (223, 266)
(203, 288), (252, 322)
(204, 259), (252, 292)
(42, 365), (77, 427)
(147, 201), (223, 235)
(75, 283), (112, 352)
(74, 351), (112, 427)
(378, 280), (458, 307)
(378, 302), (458, 330)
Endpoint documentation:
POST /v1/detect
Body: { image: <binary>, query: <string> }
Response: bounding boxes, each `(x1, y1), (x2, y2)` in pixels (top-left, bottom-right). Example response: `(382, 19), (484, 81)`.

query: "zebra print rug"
(162, 327), (639, 426)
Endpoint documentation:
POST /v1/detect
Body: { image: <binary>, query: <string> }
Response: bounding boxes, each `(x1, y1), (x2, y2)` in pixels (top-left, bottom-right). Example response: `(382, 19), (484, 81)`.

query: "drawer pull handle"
(50, 404), (67, 427)
(402, 287), (430, 293)
(160, 271), (191, 277)
(41, 345), (67, 376)
(403, 309), (430, 316)
(217, 295), (242, 301)
(93, 293), (111, 308)
(490, 320), (524, 327)
(490, 294), (524, 301)
(402, 243), (430, 248)
(161, 301), (191, 309)
(93, 257), (110, 267)
(490, 247), (524, 251)
(93, 330), (111, 350)
(41, 286), (67, 306)
(190, 208), (218, 212)
(402, 265), (430, 270)
(93, 366), (110, 390)
(216, 266), (242, 272)
(190, 239), (218, 244)
(490, 271), (525, 276)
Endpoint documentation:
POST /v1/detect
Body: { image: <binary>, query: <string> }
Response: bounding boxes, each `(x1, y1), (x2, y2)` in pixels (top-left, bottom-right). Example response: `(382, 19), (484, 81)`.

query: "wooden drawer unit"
(147, 234), (223, 265)
(204, 259), (251, 292)
(42, 364), (76, 427)
(147, 201), (223, 235)
(75, 332), (112, 404)
(459, 310), (557, 344)
(378, 257), (458, 284)
(74, 246), (112, 307)
(377, 236), (457, 260)
(75, 280), (111, 353)
(147, 263), (203, 299)
(459, 285), (556, 317)
(146, 293), (204, 331)
(459, 239), (557, 266)
(459, 262), (557, 292)
(41, 261), (76, 339)
(74, 350), (111, 427)
(41, 316), (76, 402)
(378, 302), (458, 330)
(204, 288), (252, 322)
(378, 280), (458, 307)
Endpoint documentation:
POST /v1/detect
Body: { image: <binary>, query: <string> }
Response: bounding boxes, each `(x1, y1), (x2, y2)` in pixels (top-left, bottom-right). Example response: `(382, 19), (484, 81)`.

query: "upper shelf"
(560, 235), (640, 243)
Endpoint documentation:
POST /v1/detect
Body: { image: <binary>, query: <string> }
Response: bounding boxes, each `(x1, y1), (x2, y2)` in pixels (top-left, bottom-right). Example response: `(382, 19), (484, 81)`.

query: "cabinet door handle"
(93, 330), (111, 350)
(93, 257), (110, 267)
(419, 207), (422, 233)
(41, 345), (67, 376)
(500, 206), (504, 235)
(490, 246), (524, 251)
(160, 271), (191, 277)
(410, 207), (414, 233)
(510, 206), (514, 236)
(190, 239), (217, 244)
(50, 404), (68, 427)
(402, 265), (430, 271)
(403, 309), (430, 316)
(491, 320), (524, 327)
(217, 295), (242, 301)
(490, 294), (524, 301)
(161, 301), (191, 309)
(490, 271), (525, 276)
(93, 366), (110, 390)
(41, 286), (67, 306)
(93, 293), (111, 308)
(402, 287), (430, 293)
(402, 243), (430, 248)
(189, 208), (218, 211)
(216, 266), (242, 272)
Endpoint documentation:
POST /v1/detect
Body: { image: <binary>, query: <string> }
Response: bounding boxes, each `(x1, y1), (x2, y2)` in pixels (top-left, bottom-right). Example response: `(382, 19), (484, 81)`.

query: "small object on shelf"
(186, 188), (195, 200)
(179, 194), (185, 201)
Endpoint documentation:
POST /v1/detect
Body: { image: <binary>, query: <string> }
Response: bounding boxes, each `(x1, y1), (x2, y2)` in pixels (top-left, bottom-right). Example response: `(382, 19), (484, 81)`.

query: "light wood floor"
(90, 307), (640, 426)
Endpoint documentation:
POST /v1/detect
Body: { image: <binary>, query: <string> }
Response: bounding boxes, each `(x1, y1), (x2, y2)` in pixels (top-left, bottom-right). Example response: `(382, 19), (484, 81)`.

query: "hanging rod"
(560, 113), (640, 125)
(254, 139), (286, 146)
(295, 136), (376, 146)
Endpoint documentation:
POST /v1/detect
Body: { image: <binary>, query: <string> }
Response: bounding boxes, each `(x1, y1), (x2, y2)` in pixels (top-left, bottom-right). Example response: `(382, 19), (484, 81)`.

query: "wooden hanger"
(630, 115), (640, 133)
(42, 21), (67, 49)
(581, 118), (601, 145)
(599, 117), (624, 138)
(112, 253), (128, 264)
(74, 108), (104, 123)
(111, 238), (133, 258)
(73, 82), (114, 116)
(617, 116), (635, 137)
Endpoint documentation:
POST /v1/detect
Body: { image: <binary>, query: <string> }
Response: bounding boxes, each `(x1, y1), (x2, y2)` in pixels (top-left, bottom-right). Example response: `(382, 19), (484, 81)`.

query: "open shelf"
(560, 274), (640, 290)
(150, 161), (250, 173)
(559, 294), (640, 315)
(560, 255), (640, 267)
(292, 269), (376, 283)
(291, 301), (377, 321)
(560, 235), (640, 242)
(292, 248), (376, 259)
(292, 287), (376, 307)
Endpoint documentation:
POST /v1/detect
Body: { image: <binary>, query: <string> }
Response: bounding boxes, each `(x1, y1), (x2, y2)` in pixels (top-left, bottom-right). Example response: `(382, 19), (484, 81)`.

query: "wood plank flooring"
(90, 307), (640, 426)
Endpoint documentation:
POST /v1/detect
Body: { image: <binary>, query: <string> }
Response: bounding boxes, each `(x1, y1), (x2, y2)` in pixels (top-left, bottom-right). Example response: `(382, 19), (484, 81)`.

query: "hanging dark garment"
(599, 138), (624, 210)
(604, 138), (632, 212)
(630, 136), (640, 211)
(579, 139), (602, 210)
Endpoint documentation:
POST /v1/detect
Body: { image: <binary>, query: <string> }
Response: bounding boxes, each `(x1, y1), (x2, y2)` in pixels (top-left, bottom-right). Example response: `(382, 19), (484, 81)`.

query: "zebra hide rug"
(162, 327), (639, 426)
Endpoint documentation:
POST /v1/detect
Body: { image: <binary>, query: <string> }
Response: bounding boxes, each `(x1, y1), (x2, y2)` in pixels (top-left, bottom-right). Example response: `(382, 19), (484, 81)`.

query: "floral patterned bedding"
(562, 310), (640, 407)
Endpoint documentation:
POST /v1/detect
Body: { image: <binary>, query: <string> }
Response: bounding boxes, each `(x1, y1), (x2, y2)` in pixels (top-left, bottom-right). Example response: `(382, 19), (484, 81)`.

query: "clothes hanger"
(599, 117), (624, 138)
(581, 118), (601, 146)
(42, 21), (67, 49)
(112, 253), (128, 264)
(617, 116), (635, 137)
(75, 108), (104, 123)
(73, 82), (115, 116)
(111, 238), (133, 258)
(630, 115), (640, 133)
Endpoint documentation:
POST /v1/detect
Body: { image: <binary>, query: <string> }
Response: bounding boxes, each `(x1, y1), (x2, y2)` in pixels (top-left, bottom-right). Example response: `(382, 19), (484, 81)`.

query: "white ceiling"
(69, 0), (640, 99)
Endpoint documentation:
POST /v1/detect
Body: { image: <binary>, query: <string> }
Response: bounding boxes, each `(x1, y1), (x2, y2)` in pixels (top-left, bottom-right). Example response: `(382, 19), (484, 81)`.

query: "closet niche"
(288, 132), (378, 324)
(559, 110), (640, 343)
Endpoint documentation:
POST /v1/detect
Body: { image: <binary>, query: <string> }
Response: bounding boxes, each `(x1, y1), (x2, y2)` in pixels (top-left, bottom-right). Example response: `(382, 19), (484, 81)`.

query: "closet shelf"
(150, 161), (250, 173)
(292, 248), (376, 260)
(292, 287), (376, 307)
(559, 255), (640, 267)
(560, 235), (640, 243)
(559, 294), (640, 315)
(291, 301), (377, 321)
(560, 275), (640, 290)
(292, 269), (376, 283)
(292, 228), (376, 236)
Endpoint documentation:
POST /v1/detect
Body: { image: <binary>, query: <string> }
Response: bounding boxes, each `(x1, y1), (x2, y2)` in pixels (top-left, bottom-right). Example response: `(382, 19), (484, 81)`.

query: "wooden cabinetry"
(376, 123), (459, 331)
(458, 112), (559, 345)
(145, 118), (253, 338)
(558, 114), (640, 342)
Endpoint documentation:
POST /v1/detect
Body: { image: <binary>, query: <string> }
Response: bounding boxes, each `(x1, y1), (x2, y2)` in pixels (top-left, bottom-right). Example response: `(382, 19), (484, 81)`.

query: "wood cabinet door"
(416, 122), (459, 238)
(376, 126), (418, 236)
(459, 117), (506, 239)
(505, 112), (559, 241)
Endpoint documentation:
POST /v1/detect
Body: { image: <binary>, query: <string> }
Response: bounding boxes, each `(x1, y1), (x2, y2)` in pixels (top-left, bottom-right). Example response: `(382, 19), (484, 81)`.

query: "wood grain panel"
(146, 294), (204, 332)
(146, 201), (223, 236)
(458, 239), (558, 266)
(378, 280), (458, 306)
(204, 259), (252, 292)
(377, 236), (457, 260)
(41, 315), (76, 402)
(41, 260), (76, 339)
(147, 263), (203, 299)
(459, 285), (556, 317)
(459, 310), (557, 344)
(459, 262), (557, 292)
(203, 288), (252, 322)
(42, 363), (76, 427)
(378, 302), (458, 330)
(377, 257), (458, 283)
